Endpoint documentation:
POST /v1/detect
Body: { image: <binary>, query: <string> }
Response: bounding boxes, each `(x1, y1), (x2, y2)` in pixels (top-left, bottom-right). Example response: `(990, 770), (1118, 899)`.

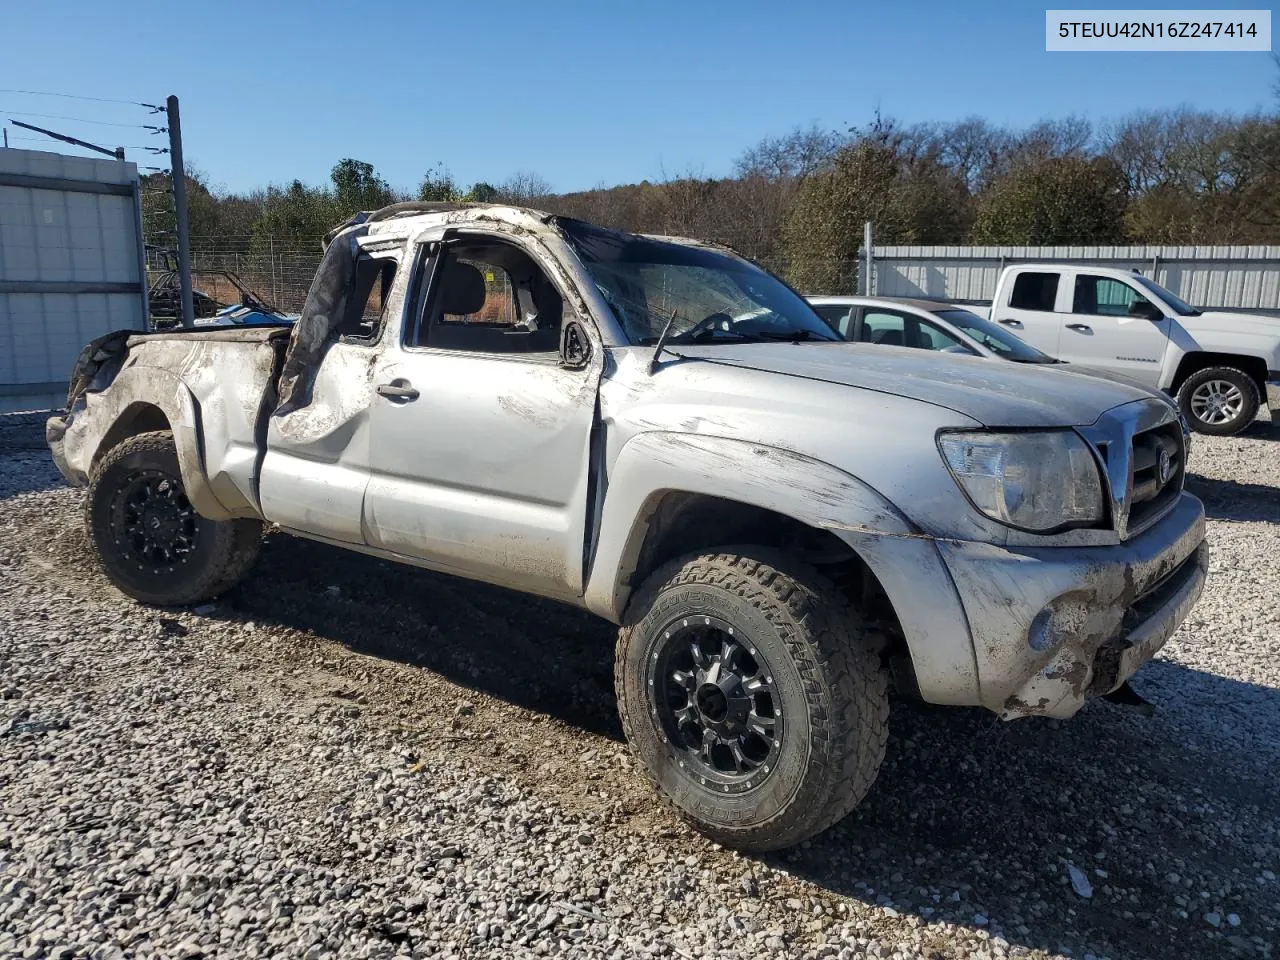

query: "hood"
(1180, 310), (1280, 339)
(672, 342), (1155, 427)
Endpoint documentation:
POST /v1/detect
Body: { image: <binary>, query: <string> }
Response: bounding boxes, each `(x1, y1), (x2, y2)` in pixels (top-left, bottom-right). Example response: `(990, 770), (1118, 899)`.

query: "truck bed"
(50, 326), (291, 521)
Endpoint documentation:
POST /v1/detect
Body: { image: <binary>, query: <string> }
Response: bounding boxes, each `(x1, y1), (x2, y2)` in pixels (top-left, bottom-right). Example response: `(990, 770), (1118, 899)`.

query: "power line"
(1, 109), (153, 128)
(0, 87), (156, 108)
(7, 135), (167, 151)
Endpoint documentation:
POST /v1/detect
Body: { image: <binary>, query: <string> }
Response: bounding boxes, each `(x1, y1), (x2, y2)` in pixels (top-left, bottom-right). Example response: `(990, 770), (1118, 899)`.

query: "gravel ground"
(1, 411), (1277, 960)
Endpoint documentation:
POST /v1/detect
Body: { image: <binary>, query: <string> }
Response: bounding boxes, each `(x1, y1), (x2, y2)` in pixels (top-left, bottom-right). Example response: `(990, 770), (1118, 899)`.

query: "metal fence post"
(863, 222), (874, 295)
(269, 237), (279, 306)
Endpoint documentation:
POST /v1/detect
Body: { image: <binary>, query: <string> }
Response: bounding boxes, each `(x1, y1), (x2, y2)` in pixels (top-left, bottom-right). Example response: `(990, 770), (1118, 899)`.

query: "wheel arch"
(70, 365), (234, 521)
(92, 401), (172, 467)
(1170, 351), (1268, 397)
(583, 432), (983, 706)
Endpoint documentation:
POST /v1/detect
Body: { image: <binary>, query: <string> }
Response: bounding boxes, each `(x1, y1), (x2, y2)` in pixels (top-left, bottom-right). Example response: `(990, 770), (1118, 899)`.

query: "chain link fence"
(143, 236), (865, 327)
(156, 238), (323, 316)
(145, 238), (322, 324)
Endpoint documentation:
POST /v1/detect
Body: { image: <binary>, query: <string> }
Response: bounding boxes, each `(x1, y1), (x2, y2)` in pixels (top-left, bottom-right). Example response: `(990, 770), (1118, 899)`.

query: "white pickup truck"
(986, 264), (1280, 435)
(47, 204), (1208, 851)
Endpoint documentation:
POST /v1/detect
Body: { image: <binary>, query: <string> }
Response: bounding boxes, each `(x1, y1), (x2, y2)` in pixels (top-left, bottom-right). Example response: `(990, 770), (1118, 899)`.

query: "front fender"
(57, 364), (234, 521)
(583, 432), (981, 704)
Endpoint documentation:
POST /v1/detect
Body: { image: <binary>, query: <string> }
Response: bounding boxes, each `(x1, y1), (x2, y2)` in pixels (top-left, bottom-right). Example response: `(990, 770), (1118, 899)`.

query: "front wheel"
(85, 430), (262, 606)
(615, 550), (889, 852)
(1177, 366), (1259, 436)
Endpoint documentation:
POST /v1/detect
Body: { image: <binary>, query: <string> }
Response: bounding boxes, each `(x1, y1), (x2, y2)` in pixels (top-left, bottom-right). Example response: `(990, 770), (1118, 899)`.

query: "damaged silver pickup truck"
(48, 202), (1208, 851)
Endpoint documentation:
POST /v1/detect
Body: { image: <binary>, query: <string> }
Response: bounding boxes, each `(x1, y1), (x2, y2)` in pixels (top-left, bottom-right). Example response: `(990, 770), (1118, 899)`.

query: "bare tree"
(929, 117), (1014, 191)
(498, 171), (553, 204)
(735, 125), (843, 182)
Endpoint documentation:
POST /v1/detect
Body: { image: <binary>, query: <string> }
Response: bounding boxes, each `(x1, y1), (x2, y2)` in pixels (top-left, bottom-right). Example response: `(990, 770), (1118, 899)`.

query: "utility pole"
(166, 95), (194, 328)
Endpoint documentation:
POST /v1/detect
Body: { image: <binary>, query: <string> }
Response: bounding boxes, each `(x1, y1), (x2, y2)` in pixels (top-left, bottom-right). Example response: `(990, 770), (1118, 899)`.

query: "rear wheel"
(85, 430), (262, 606)
(1177, 366), (1259, 436)
(616, 549), (889, 852)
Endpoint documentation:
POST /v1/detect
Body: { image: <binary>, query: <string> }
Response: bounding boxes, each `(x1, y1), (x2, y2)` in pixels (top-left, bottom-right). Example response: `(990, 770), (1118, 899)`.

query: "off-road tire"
(85, 430), (262, 606)
(616, 549), (889, 852)
(1177, 366), (1259, 436)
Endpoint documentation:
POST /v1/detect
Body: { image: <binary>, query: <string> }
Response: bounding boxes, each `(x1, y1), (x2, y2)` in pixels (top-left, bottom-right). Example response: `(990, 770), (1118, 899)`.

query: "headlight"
(938, 430), (1104, 532)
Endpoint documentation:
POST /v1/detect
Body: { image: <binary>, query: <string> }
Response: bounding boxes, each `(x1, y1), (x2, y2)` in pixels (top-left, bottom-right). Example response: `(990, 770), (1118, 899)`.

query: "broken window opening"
(409, 237), (565, 356)
(337, 257), (399, 345)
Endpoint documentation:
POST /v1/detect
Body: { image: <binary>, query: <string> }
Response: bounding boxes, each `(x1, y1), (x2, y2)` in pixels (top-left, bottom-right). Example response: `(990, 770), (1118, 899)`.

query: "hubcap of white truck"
(649, 615), (782, 793)
(1190, 379), (1245, 425)
(110, 469), (199, 570)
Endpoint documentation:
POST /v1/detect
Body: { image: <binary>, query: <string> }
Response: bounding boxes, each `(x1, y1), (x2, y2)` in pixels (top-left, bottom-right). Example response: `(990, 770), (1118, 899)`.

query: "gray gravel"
(1, 412), (1277, 960)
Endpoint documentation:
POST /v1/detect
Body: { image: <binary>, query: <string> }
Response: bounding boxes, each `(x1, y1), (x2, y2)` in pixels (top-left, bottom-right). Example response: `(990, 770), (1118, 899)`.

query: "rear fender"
(60, 364), (233, 521)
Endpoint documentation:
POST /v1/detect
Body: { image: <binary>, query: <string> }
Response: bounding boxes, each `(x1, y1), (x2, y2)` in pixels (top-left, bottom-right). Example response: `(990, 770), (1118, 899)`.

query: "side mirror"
(560, 320), (592, 369)
(1128, 300), (1164, 321)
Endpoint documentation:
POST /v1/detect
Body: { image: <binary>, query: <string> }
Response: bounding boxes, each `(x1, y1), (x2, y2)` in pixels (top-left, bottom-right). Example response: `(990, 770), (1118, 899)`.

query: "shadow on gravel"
(227, 532), (624, 739)
(776, 665), (1277, 960)
(212, 531), (1277, 960)
(0, 411), (65, 499)
(1239, 418), (1280, 442)
(1186, 475), (1280, 523)
(0, 457), (65, 500)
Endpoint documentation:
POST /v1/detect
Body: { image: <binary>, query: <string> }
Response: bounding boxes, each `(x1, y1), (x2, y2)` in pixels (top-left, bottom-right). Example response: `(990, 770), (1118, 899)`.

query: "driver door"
(360, 232), (603, 601)
(1058, 272), (1171, 387)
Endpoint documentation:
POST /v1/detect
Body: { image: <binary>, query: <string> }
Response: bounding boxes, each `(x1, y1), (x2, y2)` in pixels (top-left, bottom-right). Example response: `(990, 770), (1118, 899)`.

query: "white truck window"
(1072, 274), (1151, 317)
(1009, 272), (1060, 312)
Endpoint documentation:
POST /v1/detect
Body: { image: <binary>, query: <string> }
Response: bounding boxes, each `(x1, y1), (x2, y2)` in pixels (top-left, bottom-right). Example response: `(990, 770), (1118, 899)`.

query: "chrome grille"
(1129, 421), (1184, 533)
(1079, 399), (1185, 540)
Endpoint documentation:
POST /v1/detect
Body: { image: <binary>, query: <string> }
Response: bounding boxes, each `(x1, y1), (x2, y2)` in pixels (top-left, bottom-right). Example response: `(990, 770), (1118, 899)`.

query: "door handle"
(1066, 323), (1093, 334)
(377, 380), (420, 401)
(998, 318), (1023, 328)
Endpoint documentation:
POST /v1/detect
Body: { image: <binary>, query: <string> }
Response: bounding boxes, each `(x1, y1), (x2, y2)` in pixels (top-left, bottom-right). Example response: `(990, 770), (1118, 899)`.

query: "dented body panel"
(938, 494), (1207, 717)
(47, 204), (1208, 723)
(49, 327), (286, 520)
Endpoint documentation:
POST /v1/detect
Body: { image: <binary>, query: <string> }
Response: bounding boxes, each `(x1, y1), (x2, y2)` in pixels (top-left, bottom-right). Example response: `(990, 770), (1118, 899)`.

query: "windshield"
(558, 220), (839, 345)
(934, 309), (1057, 364)
(1131, 275), (1199, 316)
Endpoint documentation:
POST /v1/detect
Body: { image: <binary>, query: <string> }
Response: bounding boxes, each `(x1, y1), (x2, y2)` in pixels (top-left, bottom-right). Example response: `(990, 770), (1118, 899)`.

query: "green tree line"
(143, 105), (1280, 293)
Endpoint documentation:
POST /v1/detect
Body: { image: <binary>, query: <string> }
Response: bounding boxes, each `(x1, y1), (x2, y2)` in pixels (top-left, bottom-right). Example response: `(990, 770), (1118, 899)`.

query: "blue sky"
(2, 0), (1274, 195)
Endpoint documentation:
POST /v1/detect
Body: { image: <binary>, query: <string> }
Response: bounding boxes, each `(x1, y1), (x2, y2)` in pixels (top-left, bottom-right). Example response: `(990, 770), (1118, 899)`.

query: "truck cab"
(989, 264), (1280, 434)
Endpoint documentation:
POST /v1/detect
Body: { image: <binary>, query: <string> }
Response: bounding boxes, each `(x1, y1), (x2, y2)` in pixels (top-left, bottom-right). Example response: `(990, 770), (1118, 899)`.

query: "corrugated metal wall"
(0, 148), (146, 413)
(871, 245), (1280, 313)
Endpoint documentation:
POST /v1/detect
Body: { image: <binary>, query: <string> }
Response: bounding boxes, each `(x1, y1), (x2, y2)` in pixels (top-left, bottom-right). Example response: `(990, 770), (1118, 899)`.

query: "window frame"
(853, 307), (971, 353)
(812, 303), (855, 338)
(402, 232), (571, 363)
(913, 315), (970, 352)
(1008, 271), (1062, 313)
(1071, 273), (1154, 318)
(855, 307), (911, 346)
(336, 248), (403, 349)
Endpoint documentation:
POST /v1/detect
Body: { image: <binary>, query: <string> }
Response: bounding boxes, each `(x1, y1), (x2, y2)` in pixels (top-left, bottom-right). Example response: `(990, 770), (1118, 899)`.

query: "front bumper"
(1266, 378), (1279, 418)
(936, 492), (1207, 719)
